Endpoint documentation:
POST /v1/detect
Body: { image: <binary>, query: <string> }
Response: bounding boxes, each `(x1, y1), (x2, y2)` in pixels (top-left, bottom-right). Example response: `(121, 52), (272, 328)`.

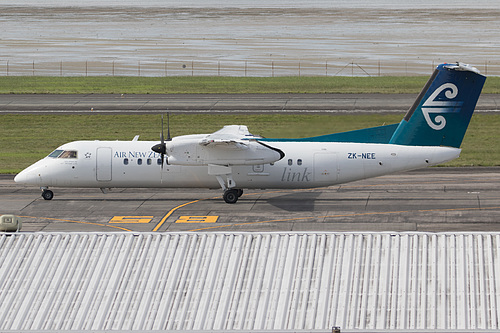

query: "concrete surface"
(2, 167), (499, 233)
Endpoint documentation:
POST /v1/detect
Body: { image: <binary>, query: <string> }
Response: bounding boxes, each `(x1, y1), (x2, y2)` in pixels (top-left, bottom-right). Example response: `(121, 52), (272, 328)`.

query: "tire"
(236, 189), (244, 197)
(223, 189), (239, 204)
(42, 189), (54, 200)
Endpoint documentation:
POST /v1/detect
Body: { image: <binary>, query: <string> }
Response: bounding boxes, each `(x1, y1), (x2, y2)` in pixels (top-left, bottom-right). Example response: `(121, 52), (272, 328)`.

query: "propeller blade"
(160, 114), (165, 144)
(151, 114), (168, 169)
(167, 112), (172, 141)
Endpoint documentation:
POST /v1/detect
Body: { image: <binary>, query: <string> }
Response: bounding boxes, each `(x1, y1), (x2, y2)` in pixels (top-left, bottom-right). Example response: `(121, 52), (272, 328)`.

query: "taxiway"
(2, 167), (499, 233)
(0, 93), (498, 114)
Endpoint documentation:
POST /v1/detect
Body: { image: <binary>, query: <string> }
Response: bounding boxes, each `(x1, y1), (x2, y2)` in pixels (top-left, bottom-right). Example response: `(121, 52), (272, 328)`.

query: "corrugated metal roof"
(0, 232), (499, 332)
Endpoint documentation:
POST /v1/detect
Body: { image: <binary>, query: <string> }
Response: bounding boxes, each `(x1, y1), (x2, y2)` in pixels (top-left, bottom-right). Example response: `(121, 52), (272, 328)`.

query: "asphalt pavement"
(3, 168), (500, 233)
(0, 93), (498, 114)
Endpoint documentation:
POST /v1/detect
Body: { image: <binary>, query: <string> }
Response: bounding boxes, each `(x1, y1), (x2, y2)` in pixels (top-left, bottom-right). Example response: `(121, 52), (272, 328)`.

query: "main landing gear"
(223, 188), (243, 204)
(41, 188), (54, 200)
(210, 165), (244, 204)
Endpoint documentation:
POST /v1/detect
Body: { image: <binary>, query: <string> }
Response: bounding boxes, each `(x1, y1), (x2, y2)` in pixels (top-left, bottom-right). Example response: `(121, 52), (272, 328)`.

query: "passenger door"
(96, 147), (112, 181)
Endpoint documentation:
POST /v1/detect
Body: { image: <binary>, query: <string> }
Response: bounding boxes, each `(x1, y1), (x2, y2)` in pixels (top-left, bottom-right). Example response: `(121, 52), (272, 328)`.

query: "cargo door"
(96, 147), (112, 181)
(313, 152), (338, 182)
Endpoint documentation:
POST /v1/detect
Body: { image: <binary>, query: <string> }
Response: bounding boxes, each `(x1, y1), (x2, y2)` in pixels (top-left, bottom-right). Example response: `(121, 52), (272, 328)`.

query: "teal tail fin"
(389, 63), (486, 148)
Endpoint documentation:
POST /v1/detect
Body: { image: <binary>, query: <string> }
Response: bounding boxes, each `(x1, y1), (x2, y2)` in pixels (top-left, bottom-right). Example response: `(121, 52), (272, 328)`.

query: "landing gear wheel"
(236, 189), (244, 197)
(42, 189), (54, 201)
(223, 189), (239, 204)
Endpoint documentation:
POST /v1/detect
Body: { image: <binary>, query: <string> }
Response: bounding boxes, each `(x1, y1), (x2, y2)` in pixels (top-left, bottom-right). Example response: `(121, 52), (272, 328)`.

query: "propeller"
(166, 112), (171, 142)
(151, 113), (171, 168)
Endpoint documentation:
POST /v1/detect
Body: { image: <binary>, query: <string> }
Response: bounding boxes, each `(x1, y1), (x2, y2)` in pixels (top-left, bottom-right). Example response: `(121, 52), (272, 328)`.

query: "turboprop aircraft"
(15, 63), (486, 204)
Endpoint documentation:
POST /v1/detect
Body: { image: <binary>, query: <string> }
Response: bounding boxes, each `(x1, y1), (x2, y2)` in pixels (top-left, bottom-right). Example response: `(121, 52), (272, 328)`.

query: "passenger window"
(138, 158), (142, 165)
(124, 158), (129, 165)
(147, 158), (152, 165)
(288, 159), (293, 166)
(297, 159), (302, 166)
(157, 158), (162, 165)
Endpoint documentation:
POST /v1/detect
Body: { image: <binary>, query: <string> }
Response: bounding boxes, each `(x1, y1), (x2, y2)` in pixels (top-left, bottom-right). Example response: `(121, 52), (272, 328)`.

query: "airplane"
(15, 62), (486, 204)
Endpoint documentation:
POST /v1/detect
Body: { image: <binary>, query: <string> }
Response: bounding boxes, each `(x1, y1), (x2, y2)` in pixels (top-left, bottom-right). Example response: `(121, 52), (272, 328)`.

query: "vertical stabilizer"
(389, 63), (486, 148)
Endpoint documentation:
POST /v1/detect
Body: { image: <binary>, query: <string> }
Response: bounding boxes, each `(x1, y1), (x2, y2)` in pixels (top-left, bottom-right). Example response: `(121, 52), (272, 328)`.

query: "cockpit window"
(48, 150), (77, 159)
(48, 150), (64, 158)
(59, 150), (78, 158)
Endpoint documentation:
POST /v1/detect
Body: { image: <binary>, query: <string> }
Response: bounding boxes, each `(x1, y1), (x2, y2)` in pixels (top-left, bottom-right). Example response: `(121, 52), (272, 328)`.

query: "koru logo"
(422, 83), (463, 130)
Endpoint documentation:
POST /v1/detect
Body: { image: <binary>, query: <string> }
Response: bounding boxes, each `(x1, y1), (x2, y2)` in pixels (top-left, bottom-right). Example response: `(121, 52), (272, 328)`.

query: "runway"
(3, 167), (499, 233)
(0, 93), (499, 114)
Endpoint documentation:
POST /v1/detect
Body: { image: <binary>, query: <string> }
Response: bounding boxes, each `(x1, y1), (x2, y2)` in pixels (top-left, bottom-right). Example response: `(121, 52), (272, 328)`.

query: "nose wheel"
(42, 189), (54, 200)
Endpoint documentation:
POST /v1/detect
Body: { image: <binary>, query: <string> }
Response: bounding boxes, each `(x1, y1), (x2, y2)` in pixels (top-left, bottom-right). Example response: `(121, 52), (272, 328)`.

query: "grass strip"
(1, 113), (498, 174)
(0, 76), (499, 94)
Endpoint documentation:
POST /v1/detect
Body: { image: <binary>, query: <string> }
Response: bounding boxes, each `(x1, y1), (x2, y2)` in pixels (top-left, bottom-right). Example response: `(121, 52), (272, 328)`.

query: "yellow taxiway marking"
(109, 216), (154, 224)
(153, 199), (202, 231)
(19, 216), (132, 231)
(175, 216), (219, 223)
(152, 181), (500, 232)
(188, 205), (500, 232)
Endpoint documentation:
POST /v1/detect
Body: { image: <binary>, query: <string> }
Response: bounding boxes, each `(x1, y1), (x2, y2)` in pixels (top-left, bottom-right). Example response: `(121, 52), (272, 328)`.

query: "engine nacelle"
(166, 136), (284, 166)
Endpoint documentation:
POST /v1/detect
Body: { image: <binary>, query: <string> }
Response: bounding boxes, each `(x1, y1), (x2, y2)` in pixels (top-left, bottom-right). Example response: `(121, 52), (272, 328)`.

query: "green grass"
(1, 76), (499, 94)
(1, 75), (498, 172)
(1, 113), (498, 173)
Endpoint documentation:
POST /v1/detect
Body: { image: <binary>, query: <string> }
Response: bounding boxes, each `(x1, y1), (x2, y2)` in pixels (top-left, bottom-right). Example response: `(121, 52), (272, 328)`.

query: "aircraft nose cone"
(14, 172), (24, 183)
(14, 168), (41, 185)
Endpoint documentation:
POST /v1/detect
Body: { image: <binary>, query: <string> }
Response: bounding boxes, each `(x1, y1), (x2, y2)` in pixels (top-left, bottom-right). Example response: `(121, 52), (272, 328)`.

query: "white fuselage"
(15, 140), (461, 190)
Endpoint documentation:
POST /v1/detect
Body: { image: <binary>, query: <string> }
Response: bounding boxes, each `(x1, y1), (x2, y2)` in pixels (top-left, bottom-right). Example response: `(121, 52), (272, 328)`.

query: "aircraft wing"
(200, 138), (249, 149)
(165, 125), (283, 166)
(199, 125), (256, 149)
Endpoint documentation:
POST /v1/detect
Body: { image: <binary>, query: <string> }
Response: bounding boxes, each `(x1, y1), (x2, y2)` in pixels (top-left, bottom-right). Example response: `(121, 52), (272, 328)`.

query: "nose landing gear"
(41, 188), (54, 200)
